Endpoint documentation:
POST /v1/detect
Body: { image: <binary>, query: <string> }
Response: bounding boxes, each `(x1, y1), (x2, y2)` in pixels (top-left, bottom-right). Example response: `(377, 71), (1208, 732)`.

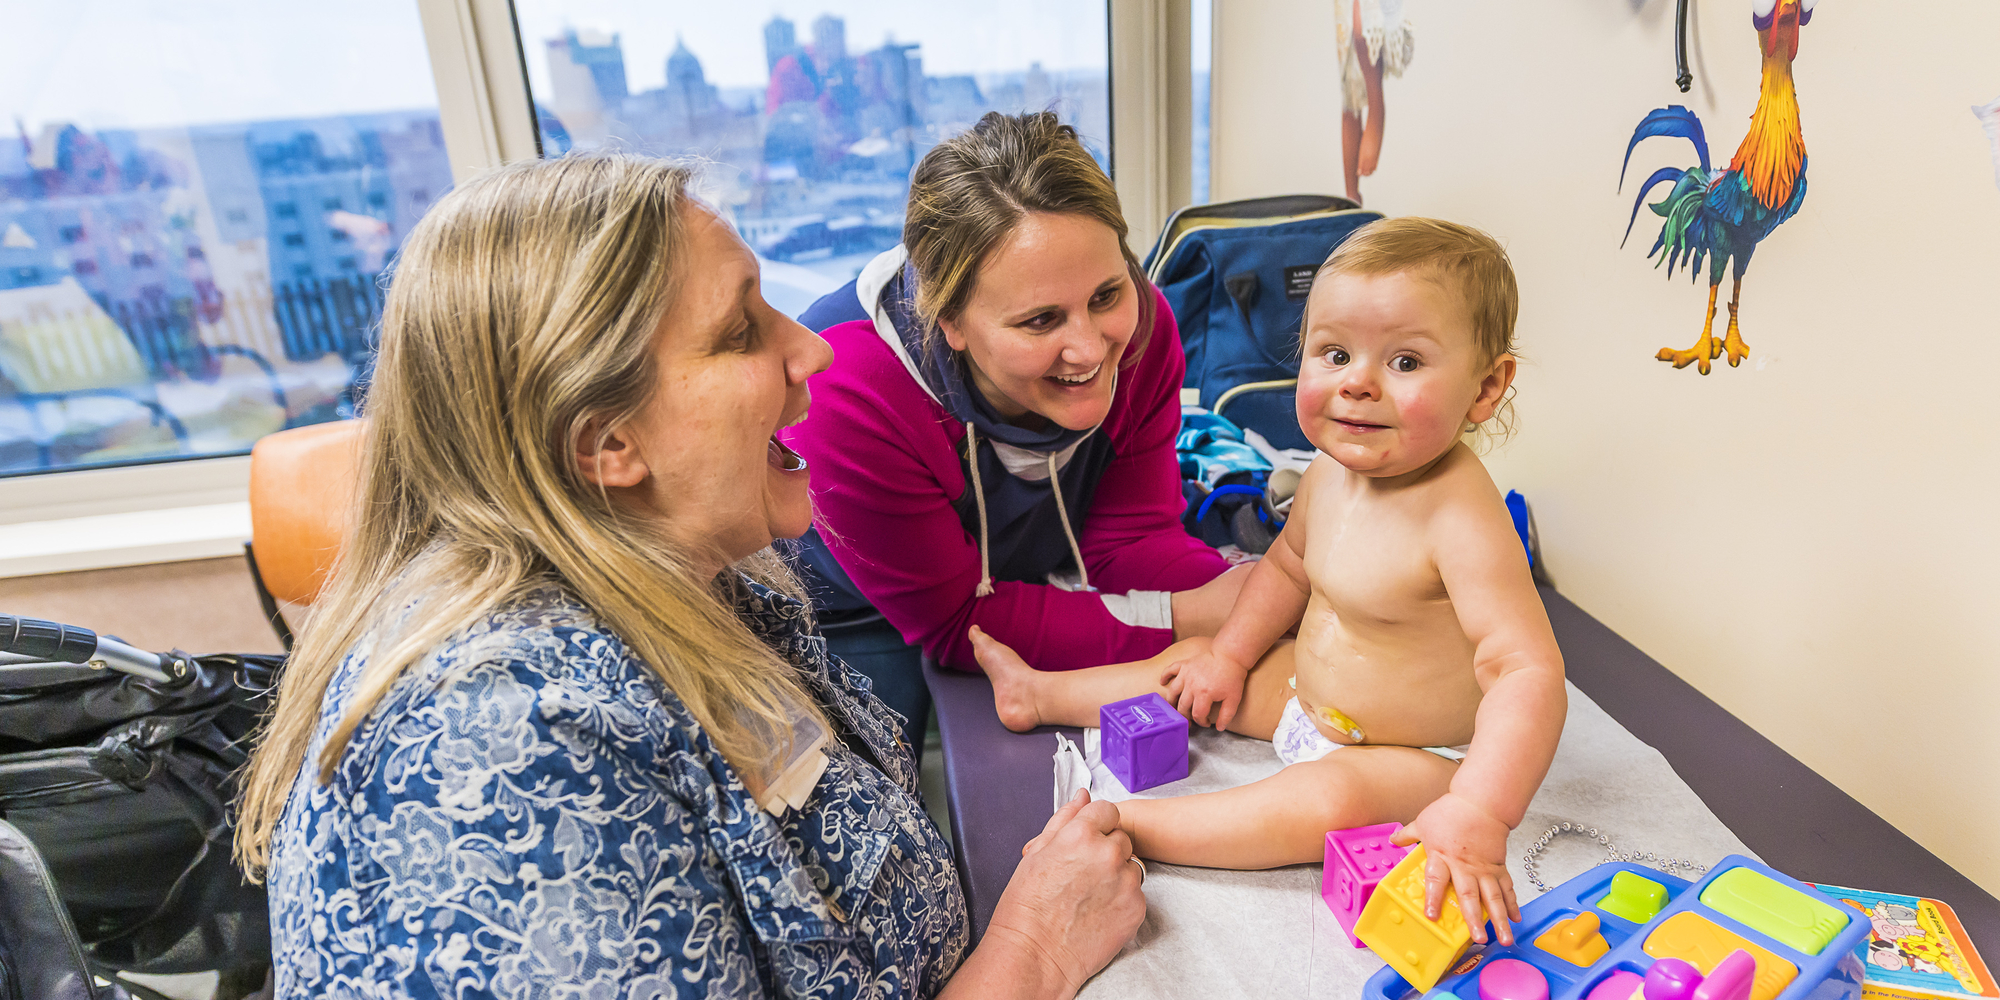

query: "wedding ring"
(1128, 855), (1147, 882)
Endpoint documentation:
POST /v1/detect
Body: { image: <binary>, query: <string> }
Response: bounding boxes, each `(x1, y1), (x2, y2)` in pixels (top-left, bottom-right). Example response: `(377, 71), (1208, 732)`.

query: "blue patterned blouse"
(267, 579), (970, 998)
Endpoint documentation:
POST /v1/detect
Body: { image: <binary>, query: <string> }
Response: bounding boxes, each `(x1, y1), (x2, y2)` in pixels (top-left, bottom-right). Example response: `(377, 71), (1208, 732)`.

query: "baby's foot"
(971, 626), (1044, 733)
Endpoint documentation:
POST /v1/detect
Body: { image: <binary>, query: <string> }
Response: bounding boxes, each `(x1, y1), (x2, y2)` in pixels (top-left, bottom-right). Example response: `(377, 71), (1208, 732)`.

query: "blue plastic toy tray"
(1359, 855), (1870, 1000)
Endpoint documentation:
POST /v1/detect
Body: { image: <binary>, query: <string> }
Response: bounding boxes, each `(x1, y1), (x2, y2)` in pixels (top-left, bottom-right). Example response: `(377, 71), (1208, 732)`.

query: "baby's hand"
(1159, 647), (1250, 732)
(1392, 793), (1523, 945)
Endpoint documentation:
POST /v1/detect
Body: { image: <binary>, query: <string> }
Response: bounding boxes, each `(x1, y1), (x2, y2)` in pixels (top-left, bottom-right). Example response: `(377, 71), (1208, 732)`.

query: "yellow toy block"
(1643, 912), (1799, 1000)
(1355, 844), (1476, 992)
(1535, 910), (1611, 966)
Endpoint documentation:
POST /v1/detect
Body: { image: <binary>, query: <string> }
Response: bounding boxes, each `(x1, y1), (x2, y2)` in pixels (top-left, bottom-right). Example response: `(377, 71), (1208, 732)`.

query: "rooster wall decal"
(1620, 0), (1815, 374)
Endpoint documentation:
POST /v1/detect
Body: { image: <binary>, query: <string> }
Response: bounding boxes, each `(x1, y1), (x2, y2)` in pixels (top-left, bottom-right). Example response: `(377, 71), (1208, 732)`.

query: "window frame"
(0, 0), (1188, 577)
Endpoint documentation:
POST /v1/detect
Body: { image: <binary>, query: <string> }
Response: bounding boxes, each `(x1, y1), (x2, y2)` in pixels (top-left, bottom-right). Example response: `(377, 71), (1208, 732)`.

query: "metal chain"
(1522, 822), (1710, 893)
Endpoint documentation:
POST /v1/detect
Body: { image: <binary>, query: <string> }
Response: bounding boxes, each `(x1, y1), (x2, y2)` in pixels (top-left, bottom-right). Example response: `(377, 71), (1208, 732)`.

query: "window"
(1192, 0), (1212, 205)
(2, 0), (1164, 563)
(0, 2), (450, 478)
(514, 2), (1112, 317)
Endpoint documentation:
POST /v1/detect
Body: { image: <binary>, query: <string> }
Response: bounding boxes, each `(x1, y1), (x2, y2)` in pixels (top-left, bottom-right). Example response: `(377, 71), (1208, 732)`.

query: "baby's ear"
(1467, 354), (1517, 424)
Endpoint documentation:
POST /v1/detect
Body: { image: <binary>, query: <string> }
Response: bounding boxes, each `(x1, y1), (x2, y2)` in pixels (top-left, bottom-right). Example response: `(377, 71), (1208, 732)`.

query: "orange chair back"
(248, 420), (364, 607)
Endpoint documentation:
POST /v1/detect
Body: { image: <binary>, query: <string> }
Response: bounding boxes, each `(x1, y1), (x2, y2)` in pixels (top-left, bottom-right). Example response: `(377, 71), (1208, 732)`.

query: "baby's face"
(1296, 270), (1512, 478)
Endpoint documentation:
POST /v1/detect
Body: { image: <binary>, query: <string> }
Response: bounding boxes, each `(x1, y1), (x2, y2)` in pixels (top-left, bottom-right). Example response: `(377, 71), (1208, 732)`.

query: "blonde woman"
(234, 156), (1143, 999)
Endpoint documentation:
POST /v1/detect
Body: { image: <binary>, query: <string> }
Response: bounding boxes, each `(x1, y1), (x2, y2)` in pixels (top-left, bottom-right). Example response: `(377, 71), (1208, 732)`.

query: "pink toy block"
(1321, 821), (1413, 947)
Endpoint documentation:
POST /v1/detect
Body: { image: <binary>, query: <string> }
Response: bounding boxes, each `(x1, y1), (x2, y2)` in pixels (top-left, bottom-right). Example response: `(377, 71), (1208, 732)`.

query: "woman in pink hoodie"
(785, 113), (1247, 753)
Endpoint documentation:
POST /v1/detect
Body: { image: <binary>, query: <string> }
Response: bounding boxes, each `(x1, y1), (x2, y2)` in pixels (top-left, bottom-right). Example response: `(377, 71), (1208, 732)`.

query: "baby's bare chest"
(1300, 499), (1448, 625)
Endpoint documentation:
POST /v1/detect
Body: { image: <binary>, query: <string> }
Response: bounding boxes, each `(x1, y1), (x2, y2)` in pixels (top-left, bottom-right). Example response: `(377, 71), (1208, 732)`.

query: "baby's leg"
(975, 627), (1294, 738)
(1119, 745), (1459, 868)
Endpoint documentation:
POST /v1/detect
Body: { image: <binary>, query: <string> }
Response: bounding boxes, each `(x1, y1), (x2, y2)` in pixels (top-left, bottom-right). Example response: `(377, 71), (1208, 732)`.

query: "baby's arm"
(1396, 489), (1566, 945)
(1161, 461), (1321, 730)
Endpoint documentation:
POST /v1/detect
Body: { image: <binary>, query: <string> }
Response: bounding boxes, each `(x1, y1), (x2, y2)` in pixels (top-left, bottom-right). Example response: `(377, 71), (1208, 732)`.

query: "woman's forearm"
(938, 926), (1079, 1000)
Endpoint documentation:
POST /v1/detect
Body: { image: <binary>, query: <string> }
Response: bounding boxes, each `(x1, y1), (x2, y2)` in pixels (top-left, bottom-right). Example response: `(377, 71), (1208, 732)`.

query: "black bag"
(0, 640), (277, 977)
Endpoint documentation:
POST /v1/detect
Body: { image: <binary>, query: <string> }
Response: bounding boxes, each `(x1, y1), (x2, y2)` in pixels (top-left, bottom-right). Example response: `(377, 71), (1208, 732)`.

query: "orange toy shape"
(1536, 911), (1612, 966)
(1643, 912), (1800, 1000)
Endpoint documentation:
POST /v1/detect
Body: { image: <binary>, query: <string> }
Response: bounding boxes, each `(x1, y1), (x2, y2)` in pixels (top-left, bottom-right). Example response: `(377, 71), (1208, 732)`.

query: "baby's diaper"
(1272, 697), (1467, 766)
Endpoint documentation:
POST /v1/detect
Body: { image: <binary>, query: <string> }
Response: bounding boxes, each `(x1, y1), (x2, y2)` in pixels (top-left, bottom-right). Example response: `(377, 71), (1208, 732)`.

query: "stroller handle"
(0, 615), (178, 683)
(0, 614), (97, 663)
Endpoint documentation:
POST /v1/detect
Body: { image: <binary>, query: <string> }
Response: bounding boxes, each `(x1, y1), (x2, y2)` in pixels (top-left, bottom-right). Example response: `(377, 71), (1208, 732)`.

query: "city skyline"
(516, 1), (1107, 95)
(0, 3), (1116, 474)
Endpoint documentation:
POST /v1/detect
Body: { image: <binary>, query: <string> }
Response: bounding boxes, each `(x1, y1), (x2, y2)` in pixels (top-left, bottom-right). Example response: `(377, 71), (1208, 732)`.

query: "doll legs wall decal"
(1976, 96), (2000, 193)
(1335, 0), (1413, 205)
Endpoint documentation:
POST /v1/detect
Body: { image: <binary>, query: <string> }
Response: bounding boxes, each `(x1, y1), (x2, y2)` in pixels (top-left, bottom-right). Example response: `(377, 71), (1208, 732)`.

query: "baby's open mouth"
(1334, 418), (1387, 432)
(1047, 365), (1102, 387)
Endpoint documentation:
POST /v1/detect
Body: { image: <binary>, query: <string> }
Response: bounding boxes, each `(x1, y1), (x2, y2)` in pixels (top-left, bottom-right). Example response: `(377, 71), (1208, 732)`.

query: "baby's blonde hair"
(1315, 216), (1521, 440)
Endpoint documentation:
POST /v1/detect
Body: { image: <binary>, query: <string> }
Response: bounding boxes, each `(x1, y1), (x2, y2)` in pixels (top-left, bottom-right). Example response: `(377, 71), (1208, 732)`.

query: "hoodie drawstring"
(963, 421), (1091, 599)
(966, 422), (995, 596)
(1048, 452), (1090, 593)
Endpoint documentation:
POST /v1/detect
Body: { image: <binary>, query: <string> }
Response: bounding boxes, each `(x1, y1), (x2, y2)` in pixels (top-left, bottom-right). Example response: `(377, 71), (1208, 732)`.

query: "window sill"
(0, 502), (251, 579)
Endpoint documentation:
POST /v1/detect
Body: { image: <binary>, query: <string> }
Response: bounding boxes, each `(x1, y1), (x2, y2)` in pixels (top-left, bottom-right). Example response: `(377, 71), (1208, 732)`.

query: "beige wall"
(1214, 0), (2000, 893)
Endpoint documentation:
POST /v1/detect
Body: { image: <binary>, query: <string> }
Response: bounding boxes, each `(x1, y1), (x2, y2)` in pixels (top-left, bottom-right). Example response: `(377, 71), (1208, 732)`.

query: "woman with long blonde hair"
(236, 154), (1141, 999)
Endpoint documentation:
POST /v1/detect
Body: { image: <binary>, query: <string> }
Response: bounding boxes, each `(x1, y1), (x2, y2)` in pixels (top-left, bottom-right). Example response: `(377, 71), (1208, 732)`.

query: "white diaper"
(1273, 697), (1468, 766)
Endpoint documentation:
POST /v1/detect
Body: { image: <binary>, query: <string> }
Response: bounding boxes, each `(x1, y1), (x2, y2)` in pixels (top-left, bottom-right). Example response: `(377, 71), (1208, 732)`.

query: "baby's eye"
(1390, 355), (1421, 373)
(1325, 347), (1350, 366)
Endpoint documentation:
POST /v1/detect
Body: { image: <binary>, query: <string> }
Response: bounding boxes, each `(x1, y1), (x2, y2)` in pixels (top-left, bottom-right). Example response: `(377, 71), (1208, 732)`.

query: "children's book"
(1812, 884), (1997, 1000)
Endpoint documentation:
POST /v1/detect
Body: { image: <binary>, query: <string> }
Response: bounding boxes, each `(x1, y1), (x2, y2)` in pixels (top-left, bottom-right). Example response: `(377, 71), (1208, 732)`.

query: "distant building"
(811, 14), (847, 66)
(545, 29), (630, 147)
(763, 16), (800, 76)
(664, 37), (720, 120)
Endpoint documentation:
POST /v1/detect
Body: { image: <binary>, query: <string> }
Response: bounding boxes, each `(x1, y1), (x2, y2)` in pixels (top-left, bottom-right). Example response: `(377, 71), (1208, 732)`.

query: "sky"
(1, 0), (1112, 137)
(1, 0), (441, 134)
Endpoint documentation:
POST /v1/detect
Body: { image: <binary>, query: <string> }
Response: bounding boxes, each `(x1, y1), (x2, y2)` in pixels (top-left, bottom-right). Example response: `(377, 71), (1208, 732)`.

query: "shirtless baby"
(974, 217), (1566, 944)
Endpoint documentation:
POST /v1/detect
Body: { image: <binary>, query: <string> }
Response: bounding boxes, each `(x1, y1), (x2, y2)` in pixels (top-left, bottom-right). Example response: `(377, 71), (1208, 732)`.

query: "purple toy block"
(1321, 821), (1413, 947)
(1099, 693), (1189, 792)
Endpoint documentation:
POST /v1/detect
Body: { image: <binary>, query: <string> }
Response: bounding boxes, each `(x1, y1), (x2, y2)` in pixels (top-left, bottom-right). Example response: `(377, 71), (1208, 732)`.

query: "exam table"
(922, 586), (2000, 969)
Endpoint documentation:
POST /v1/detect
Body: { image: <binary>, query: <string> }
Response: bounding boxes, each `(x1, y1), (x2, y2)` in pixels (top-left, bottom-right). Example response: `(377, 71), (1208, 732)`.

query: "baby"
(975, 217), (1565, 945)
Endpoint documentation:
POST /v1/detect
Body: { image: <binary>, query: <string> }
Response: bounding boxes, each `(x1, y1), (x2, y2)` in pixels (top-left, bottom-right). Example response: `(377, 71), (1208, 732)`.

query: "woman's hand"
(1169, 562), (1253, 640)
(948, 791), (1145, 999)
(1392, 792), (1522, 945)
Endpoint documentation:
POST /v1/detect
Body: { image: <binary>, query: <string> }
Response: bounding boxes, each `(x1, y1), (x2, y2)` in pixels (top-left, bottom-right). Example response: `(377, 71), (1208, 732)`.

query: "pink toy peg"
(1643, 958), (1704, 1000)
(1690, 950), (1757, 1000)
(1477, 958), (1550, 1000)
